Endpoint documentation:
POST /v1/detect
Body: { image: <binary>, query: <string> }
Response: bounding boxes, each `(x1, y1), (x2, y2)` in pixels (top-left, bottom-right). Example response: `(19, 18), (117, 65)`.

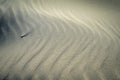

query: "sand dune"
(0, 0), (120, 80)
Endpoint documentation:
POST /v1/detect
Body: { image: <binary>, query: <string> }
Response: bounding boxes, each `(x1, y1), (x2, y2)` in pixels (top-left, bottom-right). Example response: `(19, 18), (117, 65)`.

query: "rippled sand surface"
(0, 0), (120, 80)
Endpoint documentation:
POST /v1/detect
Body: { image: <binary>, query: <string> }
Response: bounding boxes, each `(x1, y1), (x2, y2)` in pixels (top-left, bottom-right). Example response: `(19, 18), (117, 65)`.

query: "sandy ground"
(0, 0), (120, 80)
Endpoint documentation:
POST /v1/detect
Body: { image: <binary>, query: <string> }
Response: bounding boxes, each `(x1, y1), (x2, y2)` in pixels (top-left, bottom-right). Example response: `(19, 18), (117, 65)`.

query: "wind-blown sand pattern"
(0, 0), (120, 80)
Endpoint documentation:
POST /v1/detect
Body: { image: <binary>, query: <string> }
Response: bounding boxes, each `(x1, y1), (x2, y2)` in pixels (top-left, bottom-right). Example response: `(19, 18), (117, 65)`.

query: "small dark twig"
(20, 32), (30, 38)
